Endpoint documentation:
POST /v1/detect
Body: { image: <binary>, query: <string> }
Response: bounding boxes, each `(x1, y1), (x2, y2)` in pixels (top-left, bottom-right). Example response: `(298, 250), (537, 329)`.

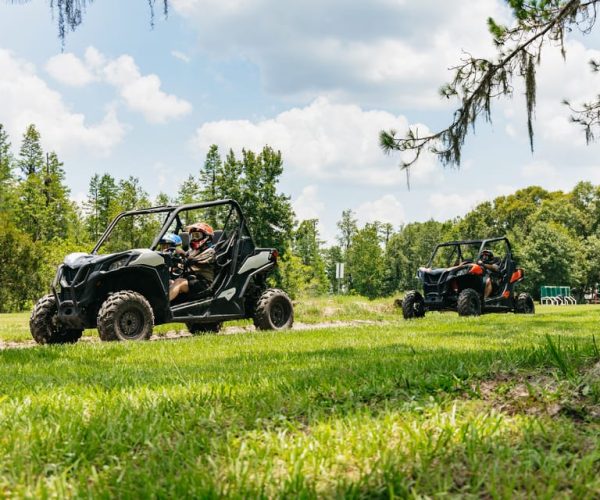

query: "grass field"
(0, 299), (599, 497)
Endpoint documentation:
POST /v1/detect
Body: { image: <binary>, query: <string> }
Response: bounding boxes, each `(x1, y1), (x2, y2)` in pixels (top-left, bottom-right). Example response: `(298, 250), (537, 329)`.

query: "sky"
(0, 0), (599, 243)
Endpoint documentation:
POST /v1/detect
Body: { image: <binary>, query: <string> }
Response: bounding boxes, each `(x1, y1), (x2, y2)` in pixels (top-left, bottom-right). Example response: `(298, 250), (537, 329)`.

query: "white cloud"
(171, 0), (510, 108)
(46, 53), (96, 86)
(293, 185), (325, 222)
(171, 50), (191, 63)
(428, 190), (488, 220)
(503, 40), (600, 149)
(355, 194), (405, 226)
(103, 55), (193, 123)
(520, 160), (560, 181)
(0, 49), (126, 156)
(45, 47), (192, 124)
(191, 97), (443, 188)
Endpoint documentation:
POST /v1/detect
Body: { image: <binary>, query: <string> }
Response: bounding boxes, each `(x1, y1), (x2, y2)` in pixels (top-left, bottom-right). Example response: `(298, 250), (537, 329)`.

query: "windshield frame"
(426, 237), (510, 269)
(91, 199), (249, 255)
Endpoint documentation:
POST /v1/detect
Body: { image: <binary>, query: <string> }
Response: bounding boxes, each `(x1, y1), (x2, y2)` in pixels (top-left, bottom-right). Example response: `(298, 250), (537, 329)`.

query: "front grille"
(424, 272), (444, 285)
(62, 266), (78, 284)
(61, 265), (90, 286)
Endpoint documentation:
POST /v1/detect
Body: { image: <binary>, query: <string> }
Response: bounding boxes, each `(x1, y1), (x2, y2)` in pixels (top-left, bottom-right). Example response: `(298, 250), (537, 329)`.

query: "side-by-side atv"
(30, 199), (294, 344)
(401, 236), (534, 319)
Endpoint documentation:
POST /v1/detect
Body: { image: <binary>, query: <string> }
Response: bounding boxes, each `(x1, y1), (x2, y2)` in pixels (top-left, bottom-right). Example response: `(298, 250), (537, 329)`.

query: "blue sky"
(1, 0), (599, 243)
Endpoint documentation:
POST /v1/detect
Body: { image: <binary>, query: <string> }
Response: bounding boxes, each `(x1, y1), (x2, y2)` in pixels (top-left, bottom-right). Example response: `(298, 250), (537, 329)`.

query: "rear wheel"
(401, 291), (426, 320)
(515, 292), (535, 314)
(30, 294), (83, 345)
(457, 288), (481, 316)
(97, 291), (154, 341)
(186, 322), (222, 334)
(253, 288), (294, 330)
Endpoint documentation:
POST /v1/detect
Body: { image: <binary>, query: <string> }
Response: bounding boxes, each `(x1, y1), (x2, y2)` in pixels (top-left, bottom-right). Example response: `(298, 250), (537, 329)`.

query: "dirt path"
(0, 319), (391, 351)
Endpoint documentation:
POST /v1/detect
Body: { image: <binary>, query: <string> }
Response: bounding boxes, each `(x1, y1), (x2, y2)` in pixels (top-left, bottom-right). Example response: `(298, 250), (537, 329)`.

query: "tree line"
(0, 122), (598, 312)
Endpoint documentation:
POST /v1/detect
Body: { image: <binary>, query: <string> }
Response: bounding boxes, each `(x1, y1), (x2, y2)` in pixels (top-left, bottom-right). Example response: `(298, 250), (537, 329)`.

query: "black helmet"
(481, 249), (494, 262)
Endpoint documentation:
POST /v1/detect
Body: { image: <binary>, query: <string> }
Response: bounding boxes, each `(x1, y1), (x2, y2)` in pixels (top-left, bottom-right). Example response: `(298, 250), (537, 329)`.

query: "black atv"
(30, 199), (294, 344)
(401, 236), (534, 318)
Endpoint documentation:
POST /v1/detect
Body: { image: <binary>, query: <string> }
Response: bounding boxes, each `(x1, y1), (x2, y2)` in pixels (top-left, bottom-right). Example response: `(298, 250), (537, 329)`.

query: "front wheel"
(401, 291), (426, 320)
(253, 289), (294, 330)
(457, 288), (482, 317)
(515, 292), (535, 314)
(30, 294), (83, 345)
(97, 291), (154, 341)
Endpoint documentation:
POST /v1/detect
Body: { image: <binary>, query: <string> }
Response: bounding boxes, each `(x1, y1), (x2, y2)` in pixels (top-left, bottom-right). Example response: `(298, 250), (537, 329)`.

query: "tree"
(218, 146), (294, 252)
(42, 152), (77, 241)
(0, 124), (15, 213)
(0, 216), (45, 312)
(199, 145), (222, 226)
(292, 219), (329, 295)
(387, 220), (452, 291)
(15, 126), (46, 239)
(324, 245), (344, 293)
(346, 223), (386, 299)
(520, 222), (582, 298)
(380, 0), (600, 170)
(177, 174), (201, 205)
(18, 124), (44, 177)
(336, 209), (358, 255)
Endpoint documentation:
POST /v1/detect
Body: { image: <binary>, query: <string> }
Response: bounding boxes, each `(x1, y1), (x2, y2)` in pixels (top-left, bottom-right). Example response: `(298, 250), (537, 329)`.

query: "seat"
(170, 229), (236, 305)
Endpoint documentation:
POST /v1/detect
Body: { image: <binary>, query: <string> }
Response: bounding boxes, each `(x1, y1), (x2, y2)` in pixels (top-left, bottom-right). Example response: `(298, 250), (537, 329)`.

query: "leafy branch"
(380, 0), (599, 171)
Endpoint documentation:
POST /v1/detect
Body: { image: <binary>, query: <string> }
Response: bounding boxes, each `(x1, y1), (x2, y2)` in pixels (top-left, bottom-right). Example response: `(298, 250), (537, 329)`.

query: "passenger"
(169, 222), (216, 302)
(159, 233), (183, 253)
(478, 249), (500, 298)
(159, 233), (185, 279)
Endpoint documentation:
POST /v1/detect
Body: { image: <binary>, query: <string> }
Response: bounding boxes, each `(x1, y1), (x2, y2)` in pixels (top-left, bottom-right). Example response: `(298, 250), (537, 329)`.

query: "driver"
(169, 222), (216, 302)
(478, 249), (500, 298)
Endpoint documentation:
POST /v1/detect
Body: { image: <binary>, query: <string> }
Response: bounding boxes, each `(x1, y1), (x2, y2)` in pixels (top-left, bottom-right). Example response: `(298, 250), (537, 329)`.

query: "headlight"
(455, 268), (469, 277)
(107, 257), (130, 271)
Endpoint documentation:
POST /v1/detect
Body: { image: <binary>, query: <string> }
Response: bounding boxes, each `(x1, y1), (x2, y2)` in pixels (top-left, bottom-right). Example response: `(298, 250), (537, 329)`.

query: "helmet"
(480, 249), (494, 262)
(160, 233), (182, 247)
(187, 222), (214, 240)
(187, 222), (214, 250)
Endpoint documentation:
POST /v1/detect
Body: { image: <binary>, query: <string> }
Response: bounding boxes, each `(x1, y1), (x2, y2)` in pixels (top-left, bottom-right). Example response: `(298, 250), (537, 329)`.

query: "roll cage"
(427, 237), (513, 269)
(92, 199), (253, 255)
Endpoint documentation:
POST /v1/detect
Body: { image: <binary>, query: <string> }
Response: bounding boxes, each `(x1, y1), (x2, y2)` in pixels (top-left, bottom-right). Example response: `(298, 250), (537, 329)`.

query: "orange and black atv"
(401, 236), (534, 318)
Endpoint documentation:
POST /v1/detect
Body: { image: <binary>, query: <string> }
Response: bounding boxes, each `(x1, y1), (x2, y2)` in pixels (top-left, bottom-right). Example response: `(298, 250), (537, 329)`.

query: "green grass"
(0, 301), (599, 496)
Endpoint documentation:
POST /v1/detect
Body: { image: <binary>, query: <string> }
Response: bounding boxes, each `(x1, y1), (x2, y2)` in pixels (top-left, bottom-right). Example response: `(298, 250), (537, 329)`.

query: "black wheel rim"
(118, 309), (144, 338)
(270, 300), (289, 328)
(413, 301), (423, 316)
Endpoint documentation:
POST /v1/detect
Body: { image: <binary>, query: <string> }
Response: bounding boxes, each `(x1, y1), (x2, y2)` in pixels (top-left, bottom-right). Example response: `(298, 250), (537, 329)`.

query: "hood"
(63, 249), (163, 268)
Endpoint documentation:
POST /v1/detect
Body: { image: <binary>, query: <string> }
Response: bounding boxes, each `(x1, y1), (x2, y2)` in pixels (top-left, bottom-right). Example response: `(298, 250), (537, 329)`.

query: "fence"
(540, 286), (577, 305)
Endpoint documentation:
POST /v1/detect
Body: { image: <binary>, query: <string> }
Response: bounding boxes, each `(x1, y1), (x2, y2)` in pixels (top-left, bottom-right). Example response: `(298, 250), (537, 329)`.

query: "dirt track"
(0, 320), (390, 350)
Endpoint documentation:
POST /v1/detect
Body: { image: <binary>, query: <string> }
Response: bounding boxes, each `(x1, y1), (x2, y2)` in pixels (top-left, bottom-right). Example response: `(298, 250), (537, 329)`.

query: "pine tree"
(215, 146), (293, 251)
(293, 219), (328, 295)
(199, 144), (221, 201)
(42, 151), (75, 240)
(18, 124), (44, 177)
(177, 174), (201, 205)
(336, 209), (358, 255)
(15, 125), (46, 239)
(0, 124), (15, 213)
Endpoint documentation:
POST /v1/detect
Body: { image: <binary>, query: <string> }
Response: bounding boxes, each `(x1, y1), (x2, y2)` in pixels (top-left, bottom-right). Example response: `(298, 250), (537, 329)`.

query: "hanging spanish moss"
(380, 0), (600, 174)
(8, 0), (169, 45)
